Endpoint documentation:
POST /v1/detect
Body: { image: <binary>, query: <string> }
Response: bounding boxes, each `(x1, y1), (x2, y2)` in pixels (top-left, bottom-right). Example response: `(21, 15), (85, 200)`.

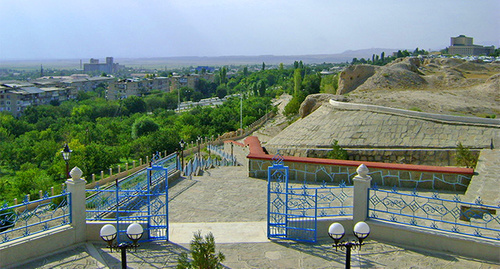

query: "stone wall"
(248, 157), (472, 192)
(264, 147), (480, 167)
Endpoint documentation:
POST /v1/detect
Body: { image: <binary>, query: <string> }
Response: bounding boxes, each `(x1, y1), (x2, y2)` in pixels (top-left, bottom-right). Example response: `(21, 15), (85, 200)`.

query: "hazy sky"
(0, 0), (499, 60)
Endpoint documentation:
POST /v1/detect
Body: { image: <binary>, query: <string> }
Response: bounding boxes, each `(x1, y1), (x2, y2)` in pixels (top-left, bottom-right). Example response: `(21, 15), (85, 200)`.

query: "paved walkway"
(465, 149), (500, 204)
(16, 162), (499, 268)
(20, 238), (499, 268)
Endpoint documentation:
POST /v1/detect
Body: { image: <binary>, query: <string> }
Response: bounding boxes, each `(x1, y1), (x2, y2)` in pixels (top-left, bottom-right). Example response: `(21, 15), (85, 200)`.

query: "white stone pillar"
(353, 164), (372, 224)
(66, 166), (87, 244)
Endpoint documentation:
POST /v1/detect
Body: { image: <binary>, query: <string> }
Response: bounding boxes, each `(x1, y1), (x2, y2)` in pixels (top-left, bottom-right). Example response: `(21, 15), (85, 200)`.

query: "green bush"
(177, 231), (225, 269)
(455, 142), (478, 168)
(328, 140), (348, 160)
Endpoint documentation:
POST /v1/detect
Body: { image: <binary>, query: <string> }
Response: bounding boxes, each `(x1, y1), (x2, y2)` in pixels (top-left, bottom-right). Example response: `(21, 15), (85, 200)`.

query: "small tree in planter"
(177, 231), (225, 269)
(328, 140), (348, 160)
(455, 142), (478, 168)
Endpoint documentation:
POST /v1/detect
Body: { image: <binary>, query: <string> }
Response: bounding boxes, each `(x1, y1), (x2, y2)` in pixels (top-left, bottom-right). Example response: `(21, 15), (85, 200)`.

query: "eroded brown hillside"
(337, 58), (500, 117)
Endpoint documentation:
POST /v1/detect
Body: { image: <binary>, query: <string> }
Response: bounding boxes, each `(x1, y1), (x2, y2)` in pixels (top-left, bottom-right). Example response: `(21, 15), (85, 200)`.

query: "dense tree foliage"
(0, 61), (345, 202)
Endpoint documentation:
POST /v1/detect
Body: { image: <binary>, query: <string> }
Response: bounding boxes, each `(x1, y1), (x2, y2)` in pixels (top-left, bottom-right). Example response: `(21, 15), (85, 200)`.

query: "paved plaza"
(16, 155), (500, 268)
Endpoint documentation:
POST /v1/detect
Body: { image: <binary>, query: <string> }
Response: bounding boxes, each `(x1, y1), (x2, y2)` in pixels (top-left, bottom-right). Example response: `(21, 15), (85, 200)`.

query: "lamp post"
(60, 144), (72, 179)
(240, 93), (243, 135)
(197, 136), (202, 166)
(100, 223), (144, 269)
(230, 142), (234, 164)
(179, 139), (186, 173)
(328, 221), (370, 269)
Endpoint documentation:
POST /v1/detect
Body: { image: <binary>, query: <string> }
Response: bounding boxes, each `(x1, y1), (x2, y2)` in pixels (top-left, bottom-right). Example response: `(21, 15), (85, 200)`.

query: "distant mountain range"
(119, 48), (399, 67)
(0, 48), (399, 69)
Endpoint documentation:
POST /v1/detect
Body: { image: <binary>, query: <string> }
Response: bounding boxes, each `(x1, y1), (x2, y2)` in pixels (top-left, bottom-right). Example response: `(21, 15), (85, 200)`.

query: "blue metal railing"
(287, 182), (354, 218)
(0, 191), (71, 244)
(86, 153), (177, 220)
(208, 144), (237, 164)
(369, 186), (500, 240)
(182, 145), (238, 177)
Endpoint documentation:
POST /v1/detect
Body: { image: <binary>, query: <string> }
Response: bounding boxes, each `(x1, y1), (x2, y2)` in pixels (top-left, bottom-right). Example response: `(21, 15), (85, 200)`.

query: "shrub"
(328, 140), (348, 160)
(177, 231), (225, 269)
(455, 142), (478, 168)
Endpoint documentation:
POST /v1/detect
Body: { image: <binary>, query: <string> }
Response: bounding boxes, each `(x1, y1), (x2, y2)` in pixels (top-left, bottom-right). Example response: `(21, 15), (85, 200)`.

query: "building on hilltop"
(448, 35), (495, 56)
(0, 83), (75, 117)
(106, 77), (170, 100)
(0, 75), (113, 117)
(83, 57), (123, 74)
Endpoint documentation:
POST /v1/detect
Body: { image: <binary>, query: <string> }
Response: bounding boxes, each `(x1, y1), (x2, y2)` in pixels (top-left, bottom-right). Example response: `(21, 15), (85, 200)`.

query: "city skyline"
(0, 0), (499, 60)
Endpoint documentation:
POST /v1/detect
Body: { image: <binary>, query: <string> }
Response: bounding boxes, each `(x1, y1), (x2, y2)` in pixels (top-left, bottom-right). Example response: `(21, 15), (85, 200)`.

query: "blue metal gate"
(114, 164), (168, 242)
(87, 154), (171, 242)
(267, 154), (289, 240)
(268, 154), (317, 242)
(267, 154), (354, 243)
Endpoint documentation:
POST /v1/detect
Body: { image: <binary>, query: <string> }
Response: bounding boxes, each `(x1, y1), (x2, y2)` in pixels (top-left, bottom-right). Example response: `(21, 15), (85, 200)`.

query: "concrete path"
(19, 238), (499, 268)
(12, 147), (500, 268)
(465, 149), (500, 204)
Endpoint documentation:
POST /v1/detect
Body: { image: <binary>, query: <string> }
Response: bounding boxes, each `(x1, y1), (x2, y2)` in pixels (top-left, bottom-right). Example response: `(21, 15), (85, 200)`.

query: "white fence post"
(65, 167), (87, 243)
(353, 164), (372, 224)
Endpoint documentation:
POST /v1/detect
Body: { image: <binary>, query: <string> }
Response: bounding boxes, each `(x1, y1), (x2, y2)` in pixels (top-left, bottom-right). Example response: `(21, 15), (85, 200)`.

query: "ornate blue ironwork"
(0, 191), (71, 244)
(86, 154), (171, 243)
(272, 151), (284, 166)
(369, 188), (500, 240)
(267, 154), (353, 243)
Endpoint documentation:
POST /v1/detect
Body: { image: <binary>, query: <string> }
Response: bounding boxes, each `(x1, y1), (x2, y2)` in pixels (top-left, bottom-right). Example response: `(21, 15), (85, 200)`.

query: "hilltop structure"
(448, 35), (495, 56)
(83, 57), (123, 74)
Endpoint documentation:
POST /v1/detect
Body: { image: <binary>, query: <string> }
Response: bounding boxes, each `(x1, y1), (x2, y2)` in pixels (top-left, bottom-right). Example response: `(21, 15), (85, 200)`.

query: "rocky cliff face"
(336, 64), (377, 95)
(338, 57), (500, 94)
(335, 58), (500, 117)
(299, 93), (346, 118)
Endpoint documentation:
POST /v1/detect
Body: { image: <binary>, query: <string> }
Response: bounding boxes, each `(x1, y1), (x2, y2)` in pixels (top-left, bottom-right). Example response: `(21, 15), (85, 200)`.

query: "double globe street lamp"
(100, 223), (144, 269)
(328, 221), (370, 269)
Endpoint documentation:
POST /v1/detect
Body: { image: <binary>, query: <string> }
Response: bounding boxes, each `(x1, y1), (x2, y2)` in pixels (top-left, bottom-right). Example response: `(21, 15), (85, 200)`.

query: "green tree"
(177, 231), (225, 269)
(80, 143), (120, 179)
(216, 84), (228, 99)
(123, 96), (147, 115)
(293, 68), (302, 96)
(328, 140), (348, 160)
(302, 73), (321, 95)
(132, 117), (159, 139)
(455, 143), (478, 168)
(258, 80), (266, 97)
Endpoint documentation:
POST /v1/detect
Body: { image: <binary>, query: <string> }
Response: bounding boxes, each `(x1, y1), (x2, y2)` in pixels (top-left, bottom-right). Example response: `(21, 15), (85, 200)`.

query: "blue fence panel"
(369, 186), (500, 240)
(267, 152), (354, 243)
(86, 153), (177, 220)
(0, 191), (71, 244)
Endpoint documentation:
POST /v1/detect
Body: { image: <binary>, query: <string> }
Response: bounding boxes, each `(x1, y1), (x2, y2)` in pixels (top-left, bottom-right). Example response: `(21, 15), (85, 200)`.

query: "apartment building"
(169, 73), (214, 92)
(0, 83), (74, 117)
(106, 77), (170, 100)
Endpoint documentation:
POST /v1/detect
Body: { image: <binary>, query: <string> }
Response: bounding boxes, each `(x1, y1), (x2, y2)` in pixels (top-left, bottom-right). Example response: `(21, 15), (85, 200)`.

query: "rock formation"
(336, 64), (377, 95)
